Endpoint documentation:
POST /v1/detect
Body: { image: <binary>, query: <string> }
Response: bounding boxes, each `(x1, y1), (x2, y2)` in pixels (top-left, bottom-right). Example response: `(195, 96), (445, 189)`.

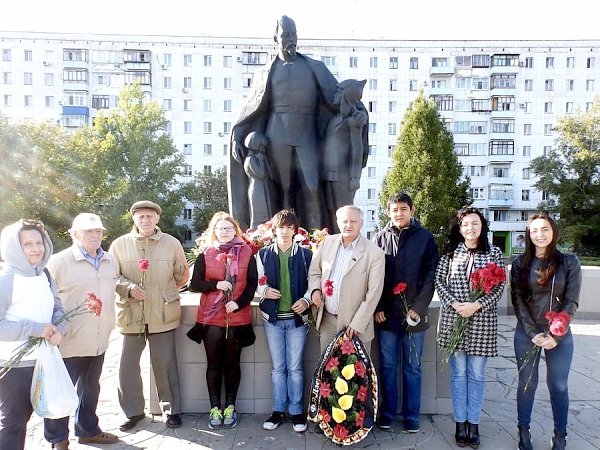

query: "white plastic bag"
(30, 343), (78, 419)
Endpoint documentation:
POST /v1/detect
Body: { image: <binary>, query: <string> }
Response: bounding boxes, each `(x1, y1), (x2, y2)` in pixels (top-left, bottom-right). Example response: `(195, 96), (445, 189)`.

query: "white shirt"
(324, 237), (359, 315)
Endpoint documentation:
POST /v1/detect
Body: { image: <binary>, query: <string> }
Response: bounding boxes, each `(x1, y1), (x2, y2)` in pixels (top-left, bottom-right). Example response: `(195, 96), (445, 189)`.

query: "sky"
(0, 0), (598, 41)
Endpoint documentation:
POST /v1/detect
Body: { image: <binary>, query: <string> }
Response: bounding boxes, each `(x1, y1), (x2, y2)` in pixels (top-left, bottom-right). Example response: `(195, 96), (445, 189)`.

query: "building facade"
(1, 32), (599, 251)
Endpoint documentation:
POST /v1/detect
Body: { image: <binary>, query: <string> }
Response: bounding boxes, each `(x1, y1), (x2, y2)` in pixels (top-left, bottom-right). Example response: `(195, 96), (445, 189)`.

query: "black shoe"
(467, 422), (480, 449)
(166, 413), (182, 428)
(376, 417), (392, 430)
(119, 414), (145, 431)
(551, 431), (567, 450)
(263, 411), (285, 430)
(518, 425), (533, 450)
(455, 421), (468, 447)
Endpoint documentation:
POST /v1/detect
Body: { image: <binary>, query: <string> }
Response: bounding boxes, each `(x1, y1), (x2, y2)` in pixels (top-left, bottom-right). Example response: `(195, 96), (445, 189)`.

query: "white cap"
(69, 213), (106, 232)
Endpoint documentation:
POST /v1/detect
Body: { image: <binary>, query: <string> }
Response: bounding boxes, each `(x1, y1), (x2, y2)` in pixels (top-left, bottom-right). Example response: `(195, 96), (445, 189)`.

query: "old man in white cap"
(45, 213), (120, 449)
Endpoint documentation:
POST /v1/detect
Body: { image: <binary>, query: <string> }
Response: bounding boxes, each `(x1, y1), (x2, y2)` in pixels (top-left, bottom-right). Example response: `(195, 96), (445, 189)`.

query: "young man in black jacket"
(372, 192), (439, 432)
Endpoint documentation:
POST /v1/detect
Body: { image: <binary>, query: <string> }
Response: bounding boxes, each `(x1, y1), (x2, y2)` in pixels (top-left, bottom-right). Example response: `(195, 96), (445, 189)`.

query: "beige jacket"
(47, 245), (119, 358)
(308, 234), (385, 342)
(109, 227), (189, 334)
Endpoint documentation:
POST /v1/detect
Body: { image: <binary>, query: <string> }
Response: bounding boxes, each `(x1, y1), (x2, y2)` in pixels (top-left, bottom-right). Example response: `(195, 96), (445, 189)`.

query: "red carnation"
(355, 410), (365, 428)
(258, 276), (268, 286)
(215, 253), (227, 263)
(549, 311), (570, 336)
(138, 258), (150, 271)
(340, 338), (356, 355)
(325, 356), (339, 372)
(333, 424), (349, 439)
(85, 292), (103, 317)
(323, 279), (334, 297)
(319, 382), (332, 398)
(356, 385), (368, 402)
(393, 281), (407, 295)
(544, 310), (557, 322)
(319, 408), (331, 423)
(354, 361), (366, 378)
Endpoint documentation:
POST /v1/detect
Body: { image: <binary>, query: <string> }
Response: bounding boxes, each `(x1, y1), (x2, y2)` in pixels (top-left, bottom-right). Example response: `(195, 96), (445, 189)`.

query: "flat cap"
(130, 200), (162, 215)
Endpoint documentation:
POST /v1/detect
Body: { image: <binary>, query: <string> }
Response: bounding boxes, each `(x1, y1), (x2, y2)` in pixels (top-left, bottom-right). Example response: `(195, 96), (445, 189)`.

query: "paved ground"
(25, 316), (600, 449)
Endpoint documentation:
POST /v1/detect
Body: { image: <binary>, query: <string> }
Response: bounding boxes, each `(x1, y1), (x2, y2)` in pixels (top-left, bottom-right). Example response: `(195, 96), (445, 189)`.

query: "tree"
(531, 100), (600, 255)
(380, 92), (470, 248)
(183, 167), (229, 234)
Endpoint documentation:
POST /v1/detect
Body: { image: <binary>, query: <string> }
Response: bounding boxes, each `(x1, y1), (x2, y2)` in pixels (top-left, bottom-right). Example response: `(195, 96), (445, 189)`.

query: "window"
(204, 77), (212, 89)
(368, 145), (376, 156)
(321, 56), (337, 66)
(522, 146), (531, 157)
(204, 165), (212, 173)
(454, 143), (469, 156)
(203, 122), (212, 133)
(543, 145), (552, 156)
(489, 140), (514, 155)
(2, 72), (11, 84)
(163, 53), (172, 65)
(455, 55), (472, 67)
(544, 124), (553, 135)
(545, 79), (554, 91)
(523, 102), (532, 113)
(203, 55), (212, 67)
(184, 54), (192, 66)
(388, 123), (397, 135)
(566, 57), (575, 68)
(62, 114), (87, 127)
(389, 101), (397, 113)
(491, 96), (514, 111)
(491, 74), (516, 89)
(524, 124), (532, 135)
(455, 99), (471, 111)
(184, 122), (192, 134)
(183, 165), (192, 176)
(203, 99), (211, 112)
(431, 57), (448, 67)
(163, 77), (172, 88)
(492, 167), (509, 178)
(493, 210), (509, 222)
(544, 102), (553, 113)
(183, 77), (192, 89)
(44, 73), (54, 86)
(587, 57), (595, 68)
(469, 143), (486, 155)
(370, 57), (377, 68)
(183, 209), (192, 220)
(521, 210), (532, 221)
(2, 49), (11, 61)
(472, 76), (489, 90)
(368, 123), (376, 133)
(183, 144), (192, 155)
(472, 54), (490, 67)
(242, 52), (268, 65)
(223, 55), (232, 68)
(91, 95), (109, 109)
(409, 57), (418, 69)
(587, 102), (594, 111)
(389, 79), (397, 91)
(163, 99), (172, 110)
(490, 186), (513, 201)
(586, 79), (595, 91)
(243, 75), (253, 88)
(63, 91), (87, 106)
(45, 96), (54, 108)
(367, 210), (376, 221)
(367, 189), (376, 200)
(525, 57), (534, 68)
(566, 102), (573, 113)
(566, 79), (575, 91)
(24, 72), (33, 85)
(368, 167), (376, 178)
(469, 188), (485, 200)
(524, 79), (533, 91)
(165, 122), (172, 134)
(369, 79), (377, 90)
(349, 56), (357, 68)
(389, 57), (398, 69)
(455, 77), (470, 89)
(24, 49), (32, 61)
(388, 145), (394, 157)
(224, 77), (232, 89)
(224, 100), (232, 112)
(24, 95), (33, 107)
(454, 121), (487, 134)
(223, 122), (231, 134)
(409, 80), (418, 91)
(3, 94), (11, 106)
(204, 144), (212, 155)
(546, 57), (554, 68)
(368, 101), (376, 112)
(183, 99), (192, 111)
(468, 166), (486, 176)
(522, 168), (531, 179)
(491, 54), (519, 67)
(431, 79), (447, 89)
(63, 49), (89, 61)
(433, 95), (453, 111)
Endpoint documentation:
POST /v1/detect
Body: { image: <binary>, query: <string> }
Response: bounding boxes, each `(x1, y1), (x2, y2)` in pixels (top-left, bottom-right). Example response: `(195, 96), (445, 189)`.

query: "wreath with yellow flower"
(308, 329), (378, 445)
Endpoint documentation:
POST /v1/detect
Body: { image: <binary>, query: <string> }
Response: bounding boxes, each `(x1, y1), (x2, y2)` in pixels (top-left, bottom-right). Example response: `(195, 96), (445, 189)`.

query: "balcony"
(488, 176), (513, 185)
(488, 197), (514, 207)
(488, 153), (514, 163)
(430, 65), (454, 75)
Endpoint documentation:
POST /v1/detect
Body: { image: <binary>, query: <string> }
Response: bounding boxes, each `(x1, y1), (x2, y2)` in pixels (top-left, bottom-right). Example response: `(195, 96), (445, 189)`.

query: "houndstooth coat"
(435, 243), (506, 357)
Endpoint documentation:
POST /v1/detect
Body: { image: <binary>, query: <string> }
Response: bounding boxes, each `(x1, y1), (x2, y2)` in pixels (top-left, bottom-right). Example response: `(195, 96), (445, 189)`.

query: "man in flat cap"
(109, 201), (190, 431)
(45, 213), (119, 449)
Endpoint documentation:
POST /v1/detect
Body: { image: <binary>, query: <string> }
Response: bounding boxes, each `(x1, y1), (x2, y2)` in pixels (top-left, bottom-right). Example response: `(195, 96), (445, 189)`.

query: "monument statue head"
(334, 79), (367, 117)
(244, 131), (268, 153)
(274, 15), (297, 60)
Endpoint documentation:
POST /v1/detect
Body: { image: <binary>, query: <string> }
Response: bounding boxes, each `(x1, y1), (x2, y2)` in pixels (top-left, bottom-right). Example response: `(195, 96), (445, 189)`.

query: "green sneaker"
(208, 407), (223, 429)
(223, 404), (238, 429)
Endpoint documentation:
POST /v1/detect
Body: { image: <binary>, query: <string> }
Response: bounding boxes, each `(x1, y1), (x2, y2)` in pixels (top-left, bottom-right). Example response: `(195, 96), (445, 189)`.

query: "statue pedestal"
(150, 295), (452, 415)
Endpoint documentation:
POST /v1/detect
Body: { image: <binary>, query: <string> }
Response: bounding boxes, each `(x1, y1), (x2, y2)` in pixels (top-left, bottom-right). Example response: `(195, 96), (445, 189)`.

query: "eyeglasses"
(215, 226), (234, 232)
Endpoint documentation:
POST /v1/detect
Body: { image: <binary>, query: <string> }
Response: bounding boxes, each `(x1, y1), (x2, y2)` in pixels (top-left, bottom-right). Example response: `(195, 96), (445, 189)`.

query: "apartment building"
(1, 31), (599, 251)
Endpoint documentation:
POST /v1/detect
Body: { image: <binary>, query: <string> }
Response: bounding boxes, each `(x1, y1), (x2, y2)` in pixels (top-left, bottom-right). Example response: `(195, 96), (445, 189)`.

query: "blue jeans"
(377, 328), (425, 422)
(450, 351), (488, 424)
(263, 319), (307, 415)
(44, 354), (105, 443)
(514, 323), (573, 434)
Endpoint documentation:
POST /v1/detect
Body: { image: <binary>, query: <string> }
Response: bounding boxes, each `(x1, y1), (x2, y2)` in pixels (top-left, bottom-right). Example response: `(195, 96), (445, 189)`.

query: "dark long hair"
(518, 212), (560, 289)
(443, 207), (490, 256)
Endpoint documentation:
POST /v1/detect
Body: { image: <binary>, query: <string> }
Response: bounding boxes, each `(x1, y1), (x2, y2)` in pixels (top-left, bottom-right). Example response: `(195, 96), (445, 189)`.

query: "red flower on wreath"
(319, 382), (332, 398)
(325, 356), (339, 372)
(340, 339), (356, 355)
(319, 408), (332, 423)
(354, 361), (366, 378)
(355, 410), (365, 428)
(356, 385), (368, 403)
(393, 281), (407, 295)
(323, 279), (334, 297)
(333, 424), (349, 440)
(258, 276), (268, 286)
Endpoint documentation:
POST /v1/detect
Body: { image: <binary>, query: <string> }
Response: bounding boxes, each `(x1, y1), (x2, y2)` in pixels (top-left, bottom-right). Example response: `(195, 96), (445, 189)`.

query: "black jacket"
(510, 253), (581, 342)
(372, 219), (439, 332)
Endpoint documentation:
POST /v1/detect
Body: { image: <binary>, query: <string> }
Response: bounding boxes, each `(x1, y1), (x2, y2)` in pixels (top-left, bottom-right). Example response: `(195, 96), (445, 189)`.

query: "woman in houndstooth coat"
(435, 207), (506, 449)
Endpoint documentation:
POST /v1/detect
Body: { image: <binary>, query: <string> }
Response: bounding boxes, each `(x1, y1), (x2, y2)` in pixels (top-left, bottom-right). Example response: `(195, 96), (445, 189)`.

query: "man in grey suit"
(308, 205), (385, 354)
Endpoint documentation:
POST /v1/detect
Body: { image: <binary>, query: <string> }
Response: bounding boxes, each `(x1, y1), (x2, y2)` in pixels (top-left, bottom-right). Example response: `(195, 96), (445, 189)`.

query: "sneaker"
(223, 404), (238, 429)
(376, 417), (392, 430)
(166, 413), (182, 428)
(404, 419), (420, 433)
(263, 411), (285, 430)
(208, 407), (223, 430)
(291, 414), (307, 433)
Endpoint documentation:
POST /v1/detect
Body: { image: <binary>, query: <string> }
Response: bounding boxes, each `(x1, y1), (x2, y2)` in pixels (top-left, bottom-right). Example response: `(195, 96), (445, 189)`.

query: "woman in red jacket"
(189, 212), (257, 430)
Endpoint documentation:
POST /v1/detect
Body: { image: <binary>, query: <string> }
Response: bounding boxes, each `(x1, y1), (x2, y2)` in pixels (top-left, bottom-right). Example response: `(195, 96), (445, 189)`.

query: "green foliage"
(380, 92), (470, 248)
(183, 167), (228, 234)
(531, 99), (600, 255)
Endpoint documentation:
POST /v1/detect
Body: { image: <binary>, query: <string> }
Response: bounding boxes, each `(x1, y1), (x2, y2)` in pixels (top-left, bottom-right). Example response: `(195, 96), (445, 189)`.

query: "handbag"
(30, 343), (78, 419)
(233, 324), (256, 348)
(186, 322), (207, 344)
